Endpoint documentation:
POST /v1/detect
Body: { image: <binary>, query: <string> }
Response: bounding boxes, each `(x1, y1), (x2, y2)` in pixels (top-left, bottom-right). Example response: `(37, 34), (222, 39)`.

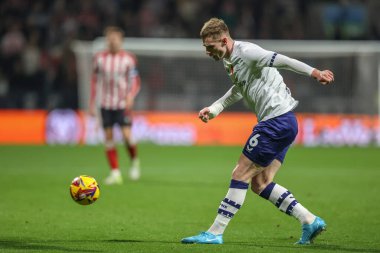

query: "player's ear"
(222, 37), (227, 45)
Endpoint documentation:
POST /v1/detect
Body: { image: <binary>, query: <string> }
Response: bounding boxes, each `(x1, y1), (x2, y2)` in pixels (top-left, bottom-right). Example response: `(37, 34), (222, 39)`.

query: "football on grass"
(70, 175), (100, 205)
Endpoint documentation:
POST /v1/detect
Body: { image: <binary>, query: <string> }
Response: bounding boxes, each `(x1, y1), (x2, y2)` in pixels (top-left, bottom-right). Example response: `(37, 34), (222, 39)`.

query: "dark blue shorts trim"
(229, 179), (249, 189)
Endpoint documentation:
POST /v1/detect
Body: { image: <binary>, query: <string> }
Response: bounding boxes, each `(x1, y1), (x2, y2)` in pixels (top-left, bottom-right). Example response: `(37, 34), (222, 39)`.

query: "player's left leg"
(246, 111), (326, 244)
(120, 110), (140, 180)
(251, 158), (326, 245)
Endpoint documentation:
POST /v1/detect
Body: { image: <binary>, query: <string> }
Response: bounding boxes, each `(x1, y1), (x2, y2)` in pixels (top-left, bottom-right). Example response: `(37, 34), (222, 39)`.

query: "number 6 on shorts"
(249, 134), (260, 147)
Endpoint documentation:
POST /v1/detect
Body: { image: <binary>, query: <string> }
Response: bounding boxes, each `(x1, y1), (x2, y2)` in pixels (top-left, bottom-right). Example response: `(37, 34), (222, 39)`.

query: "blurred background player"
(89, 26), (141, 185)
(181, 18), (334, 245)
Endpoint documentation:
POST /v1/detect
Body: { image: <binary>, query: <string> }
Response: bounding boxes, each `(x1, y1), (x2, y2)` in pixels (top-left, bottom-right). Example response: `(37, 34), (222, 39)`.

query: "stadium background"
(1, 1), (380, 253)
(1, 0), (380, 146)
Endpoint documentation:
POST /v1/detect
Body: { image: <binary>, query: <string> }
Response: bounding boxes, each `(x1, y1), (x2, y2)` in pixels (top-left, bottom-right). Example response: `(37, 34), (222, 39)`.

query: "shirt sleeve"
(270, 53), (314, 76)
(90, 55), (99, 109)
(242, 43), (314, 76)
(208, 85), (243, 119)
(241, 43), (275, 69)
(126, 53), (141, 97)
(92, 54), (100, 73)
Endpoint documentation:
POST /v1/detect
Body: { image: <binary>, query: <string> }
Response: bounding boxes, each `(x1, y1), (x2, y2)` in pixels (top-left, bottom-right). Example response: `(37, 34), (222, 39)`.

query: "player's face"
(106, 32), (123, 52)
(203, 36), (228, 61)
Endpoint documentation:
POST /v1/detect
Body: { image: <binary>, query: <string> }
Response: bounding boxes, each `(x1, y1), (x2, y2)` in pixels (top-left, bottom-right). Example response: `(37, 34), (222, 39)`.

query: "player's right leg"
(181, 154), (263, 244)
(100, 109), (122, 185)
(103, 127), (123, 185)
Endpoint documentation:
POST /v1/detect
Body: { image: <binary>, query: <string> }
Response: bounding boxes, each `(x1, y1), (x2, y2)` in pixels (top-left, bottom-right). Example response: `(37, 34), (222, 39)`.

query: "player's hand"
(312, 69), (334, 85)
(199, 107), (211, 123)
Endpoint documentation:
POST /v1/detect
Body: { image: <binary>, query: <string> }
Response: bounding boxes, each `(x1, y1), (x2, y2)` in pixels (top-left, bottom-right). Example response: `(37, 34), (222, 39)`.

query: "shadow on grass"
(103, 239), (380, 253)
(104, 239), (176, 244)
(2, 238), (378, 253)
(0, 238), (178, 252)
(104, 239), (380, 253)
(0, 240), (102, 252)
(229, 242), (380, 253)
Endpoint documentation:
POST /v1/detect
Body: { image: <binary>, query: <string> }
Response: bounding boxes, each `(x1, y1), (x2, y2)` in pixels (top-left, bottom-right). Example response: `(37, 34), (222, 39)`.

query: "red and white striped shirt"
(90, 50), (141, 110)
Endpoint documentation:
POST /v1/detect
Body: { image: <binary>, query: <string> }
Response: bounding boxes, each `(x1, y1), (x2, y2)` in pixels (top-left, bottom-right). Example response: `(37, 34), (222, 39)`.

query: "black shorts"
(100, 108), (132, 128)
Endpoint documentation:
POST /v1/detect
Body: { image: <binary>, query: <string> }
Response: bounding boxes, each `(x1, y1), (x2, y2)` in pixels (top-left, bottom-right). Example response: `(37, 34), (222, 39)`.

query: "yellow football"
(70, 175), (100, 205)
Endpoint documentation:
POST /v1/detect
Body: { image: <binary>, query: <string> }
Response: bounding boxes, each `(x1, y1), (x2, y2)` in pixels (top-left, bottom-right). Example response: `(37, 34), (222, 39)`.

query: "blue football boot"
(296, 216), (327, 245)
(181, 231), (223, 244)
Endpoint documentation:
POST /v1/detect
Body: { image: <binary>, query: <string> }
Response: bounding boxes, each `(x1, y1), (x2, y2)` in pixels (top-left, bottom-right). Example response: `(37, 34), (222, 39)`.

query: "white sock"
(208, 179), (249, 235)
(292, 203), (316, 224)
(111, 169), (121, 177)
(259, 182), (316, 224)
(131, 158), (140, 168)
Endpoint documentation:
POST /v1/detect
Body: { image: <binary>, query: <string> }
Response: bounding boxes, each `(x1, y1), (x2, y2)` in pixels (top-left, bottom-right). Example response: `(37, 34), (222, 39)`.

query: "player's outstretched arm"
(311, 69), (334, 85)
(269, 54), (334, 85)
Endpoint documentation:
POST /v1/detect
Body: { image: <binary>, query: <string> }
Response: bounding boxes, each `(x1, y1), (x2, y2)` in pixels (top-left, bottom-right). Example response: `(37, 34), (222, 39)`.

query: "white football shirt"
(208, 41), (314, 122)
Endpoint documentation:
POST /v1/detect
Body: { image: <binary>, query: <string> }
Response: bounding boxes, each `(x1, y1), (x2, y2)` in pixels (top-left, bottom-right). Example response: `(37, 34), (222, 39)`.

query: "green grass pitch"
(0, 144), (379, 253)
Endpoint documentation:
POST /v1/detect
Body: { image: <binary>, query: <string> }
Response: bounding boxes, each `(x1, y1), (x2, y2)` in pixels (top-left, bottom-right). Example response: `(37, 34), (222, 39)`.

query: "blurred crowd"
(0, 0), (379, 109)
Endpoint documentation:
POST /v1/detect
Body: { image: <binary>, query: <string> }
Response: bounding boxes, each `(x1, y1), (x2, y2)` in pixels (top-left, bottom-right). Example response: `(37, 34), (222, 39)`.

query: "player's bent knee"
(231, 169), (245, 181)
(231, 163), (259, 183)
(105, 140), (115, 149)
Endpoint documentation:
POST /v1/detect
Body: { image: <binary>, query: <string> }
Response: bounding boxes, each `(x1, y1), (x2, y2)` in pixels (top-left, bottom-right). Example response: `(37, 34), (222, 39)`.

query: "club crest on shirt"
(224, 58), (242, 76)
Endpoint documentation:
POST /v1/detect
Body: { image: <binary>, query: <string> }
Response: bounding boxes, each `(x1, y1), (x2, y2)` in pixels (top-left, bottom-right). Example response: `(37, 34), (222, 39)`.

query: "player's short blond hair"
(104, 26), (124, 37)
(200, 18), (230, 40)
